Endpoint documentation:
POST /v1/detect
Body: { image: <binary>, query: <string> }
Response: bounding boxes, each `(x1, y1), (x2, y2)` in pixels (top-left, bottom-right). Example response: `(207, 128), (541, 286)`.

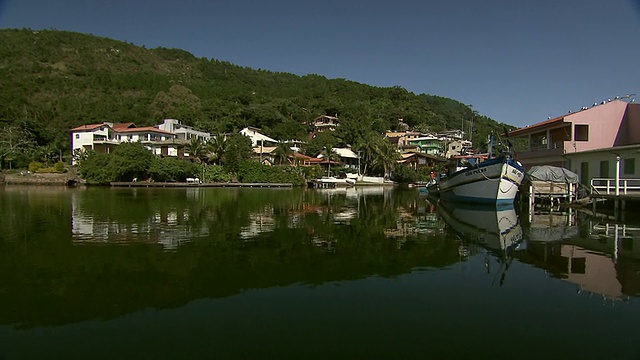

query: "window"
(599, 160), (609, 178)
(624, 158), (635, 175)
(75, 134), (80, 139)
(574, 125), (589, 141)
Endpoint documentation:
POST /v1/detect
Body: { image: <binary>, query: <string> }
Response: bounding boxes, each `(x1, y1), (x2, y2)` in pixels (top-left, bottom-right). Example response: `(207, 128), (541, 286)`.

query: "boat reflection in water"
(436, 200), (523, 254)
(437, 200), (640, 300)
(435, 199), (524, 286)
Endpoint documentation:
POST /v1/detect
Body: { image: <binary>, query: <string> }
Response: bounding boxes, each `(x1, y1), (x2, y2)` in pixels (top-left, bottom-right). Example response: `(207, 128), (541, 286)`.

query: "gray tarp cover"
(527, 165), (580, 183)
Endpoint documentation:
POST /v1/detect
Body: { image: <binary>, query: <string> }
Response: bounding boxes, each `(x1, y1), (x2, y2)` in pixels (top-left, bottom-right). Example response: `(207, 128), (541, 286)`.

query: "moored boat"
(434, 135), (525, 205)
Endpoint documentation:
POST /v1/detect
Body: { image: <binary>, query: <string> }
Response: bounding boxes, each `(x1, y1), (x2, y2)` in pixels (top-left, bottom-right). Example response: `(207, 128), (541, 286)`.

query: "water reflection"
(518, 209), (640, 300)
(429, 198), (640, 300)
(71, 188), (211, 250)
(1, 185), (640, 332)
(62, 186), (638, 301)
(436, 200), (523, 253)
(527, 209), (579, 242)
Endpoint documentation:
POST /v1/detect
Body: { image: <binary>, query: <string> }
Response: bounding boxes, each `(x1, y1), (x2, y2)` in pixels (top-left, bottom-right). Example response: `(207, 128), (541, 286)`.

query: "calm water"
(0, 185), (639, 359)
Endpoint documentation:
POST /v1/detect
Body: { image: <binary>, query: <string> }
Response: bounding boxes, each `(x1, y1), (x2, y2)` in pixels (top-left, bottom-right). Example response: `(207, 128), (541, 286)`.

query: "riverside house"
(508, 99), (640, 188)
(70, 122), (180, 164)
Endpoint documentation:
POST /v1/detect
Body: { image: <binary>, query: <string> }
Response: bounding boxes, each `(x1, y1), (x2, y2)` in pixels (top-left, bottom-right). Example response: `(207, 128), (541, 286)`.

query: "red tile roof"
(118, 126), (174, 135)
(113, 122), (136, 130)
(70, 123), (106, 131)
(293, 152), (323, 163)
(71, 122), (136, 132)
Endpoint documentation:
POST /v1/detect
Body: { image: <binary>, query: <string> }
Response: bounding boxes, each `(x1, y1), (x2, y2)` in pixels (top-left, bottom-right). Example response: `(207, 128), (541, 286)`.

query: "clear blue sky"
(1, 0), (639, 128)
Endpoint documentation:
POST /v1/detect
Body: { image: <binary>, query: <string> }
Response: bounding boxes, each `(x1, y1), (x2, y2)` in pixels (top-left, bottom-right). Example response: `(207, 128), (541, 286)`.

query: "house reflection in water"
(70, 191), (208, 250)
(239, 207), (276, 240)
(383, 199), (444, 250)
(519, 211), (640, 300)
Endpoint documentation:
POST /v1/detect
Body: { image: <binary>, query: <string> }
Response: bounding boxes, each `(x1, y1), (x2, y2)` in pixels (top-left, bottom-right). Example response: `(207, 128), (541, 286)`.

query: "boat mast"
(487, 133), (494, 158)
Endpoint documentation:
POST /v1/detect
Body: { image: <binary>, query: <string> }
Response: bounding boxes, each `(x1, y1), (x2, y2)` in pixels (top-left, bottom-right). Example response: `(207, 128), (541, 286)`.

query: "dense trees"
(0, 29), (516, 170)
(76, 139), (308, 185)
(221, 133), (252, 174)
(273, 142), (293, 165)
(78, 143), (156, 184)
(373, 139), (401, 180)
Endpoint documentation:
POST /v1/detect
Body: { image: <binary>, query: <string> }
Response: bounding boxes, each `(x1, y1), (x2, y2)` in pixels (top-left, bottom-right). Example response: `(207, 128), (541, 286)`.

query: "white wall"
(567, 149), (639, 185)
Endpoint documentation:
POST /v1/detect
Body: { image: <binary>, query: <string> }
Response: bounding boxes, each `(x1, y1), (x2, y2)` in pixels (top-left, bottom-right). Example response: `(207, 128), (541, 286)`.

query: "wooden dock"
(589, 192), (640, 221)
(111, 182), (294, 188)
(524, 180), (578, 207)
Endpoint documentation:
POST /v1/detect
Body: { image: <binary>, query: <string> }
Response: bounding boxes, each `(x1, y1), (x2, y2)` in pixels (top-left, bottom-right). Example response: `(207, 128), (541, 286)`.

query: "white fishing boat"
(435, 135), (525, 205)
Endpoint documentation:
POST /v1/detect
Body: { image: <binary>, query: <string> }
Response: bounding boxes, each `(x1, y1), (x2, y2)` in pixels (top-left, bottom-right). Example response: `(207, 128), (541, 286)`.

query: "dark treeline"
(0, 28), (514, 167)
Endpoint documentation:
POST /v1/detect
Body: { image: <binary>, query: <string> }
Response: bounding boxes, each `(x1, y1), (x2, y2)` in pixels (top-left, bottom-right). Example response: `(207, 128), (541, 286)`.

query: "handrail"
(590, 178), (640, 195)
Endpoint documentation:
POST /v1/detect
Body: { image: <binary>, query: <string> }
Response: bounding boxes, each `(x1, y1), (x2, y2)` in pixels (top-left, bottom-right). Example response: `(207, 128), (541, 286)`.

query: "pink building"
(508, 99), (640, 185)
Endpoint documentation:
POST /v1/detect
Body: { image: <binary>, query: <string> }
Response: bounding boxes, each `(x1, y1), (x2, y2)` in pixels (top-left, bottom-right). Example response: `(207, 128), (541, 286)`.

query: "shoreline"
(3, 172), (82, 186)
(2, 174), (397, 189)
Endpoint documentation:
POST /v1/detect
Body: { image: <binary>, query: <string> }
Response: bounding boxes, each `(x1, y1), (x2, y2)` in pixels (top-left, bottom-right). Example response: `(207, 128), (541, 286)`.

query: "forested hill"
(0, 28), (513, 155)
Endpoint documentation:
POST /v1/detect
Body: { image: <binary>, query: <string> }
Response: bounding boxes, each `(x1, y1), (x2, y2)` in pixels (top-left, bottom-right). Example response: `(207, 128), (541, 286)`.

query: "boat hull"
(439, 157), (525, 205)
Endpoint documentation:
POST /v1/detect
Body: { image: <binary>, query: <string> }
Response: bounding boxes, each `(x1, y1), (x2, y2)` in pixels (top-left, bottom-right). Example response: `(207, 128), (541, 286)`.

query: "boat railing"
(590, 178), (640, 195)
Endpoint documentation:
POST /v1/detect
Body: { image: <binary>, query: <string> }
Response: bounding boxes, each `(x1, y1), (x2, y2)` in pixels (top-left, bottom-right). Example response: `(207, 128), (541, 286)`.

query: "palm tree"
(206, 133), (227, 165)
(373, 138), (400, 180)
(274, 142), (293, 165)
(321, 145), (340, 177)
(186, 137), (207, 163)
(353, 132), (380, 175)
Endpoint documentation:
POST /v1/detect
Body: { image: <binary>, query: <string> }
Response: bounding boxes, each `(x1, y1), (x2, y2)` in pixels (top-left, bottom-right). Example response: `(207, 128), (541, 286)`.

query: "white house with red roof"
(70, 121), (179, 164)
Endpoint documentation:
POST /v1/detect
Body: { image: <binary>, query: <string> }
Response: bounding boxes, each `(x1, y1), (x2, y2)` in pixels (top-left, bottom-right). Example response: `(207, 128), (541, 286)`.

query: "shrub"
(237, 161), (305, 185)
(203, 164), (233, 183)
(36, 167), (58, 173)
(302, 165), (323, 180)
(28, 161), (43, 173)
(148, 157), (199, 182)
(79, 152), (114, 185)
(53, 161), (65, 173)
(392, 164), (419, 183)
(110, 142), (155, 181)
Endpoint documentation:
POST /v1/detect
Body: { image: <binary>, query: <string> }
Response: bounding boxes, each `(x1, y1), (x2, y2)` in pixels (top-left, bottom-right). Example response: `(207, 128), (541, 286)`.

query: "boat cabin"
(447, 154), (490, 174)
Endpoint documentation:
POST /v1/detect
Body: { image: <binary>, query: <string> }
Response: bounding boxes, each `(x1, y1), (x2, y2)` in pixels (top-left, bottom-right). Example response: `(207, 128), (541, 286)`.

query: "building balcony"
(515, 142), (565, 160)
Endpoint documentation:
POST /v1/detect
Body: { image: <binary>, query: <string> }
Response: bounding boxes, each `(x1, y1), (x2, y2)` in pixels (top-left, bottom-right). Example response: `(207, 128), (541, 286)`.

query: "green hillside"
(0, 28), (512, 167)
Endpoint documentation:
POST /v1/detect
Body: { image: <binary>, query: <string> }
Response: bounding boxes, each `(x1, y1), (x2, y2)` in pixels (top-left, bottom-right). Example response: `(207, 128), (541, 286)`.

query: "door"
(580, 162), (589, 186)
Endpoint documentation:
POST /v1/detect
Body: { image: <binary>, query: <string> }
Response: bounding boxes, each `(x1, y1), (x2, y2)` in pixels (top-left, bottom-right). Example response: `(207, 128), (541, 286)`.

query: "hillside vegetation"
(0, 28), (513, 168)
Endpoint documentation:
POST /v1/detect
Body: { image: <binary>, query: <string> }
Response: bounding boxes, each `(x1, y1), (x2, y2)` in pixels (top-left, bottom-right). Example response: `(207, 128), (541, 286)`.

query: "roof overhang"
(508, 117), (565, 137)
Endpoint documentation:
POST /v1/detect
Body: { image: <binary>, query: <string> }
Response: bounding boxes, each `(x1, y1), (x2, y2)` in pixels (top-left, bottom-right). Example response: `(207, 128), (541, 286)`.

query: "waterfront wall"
(3, 173), (82, 186)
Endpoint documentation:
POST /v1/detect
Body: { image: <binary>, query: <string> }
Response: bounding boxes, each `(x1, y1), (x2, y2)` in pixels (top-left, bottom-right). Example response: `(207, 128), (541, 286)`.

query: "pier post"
(615, 156), (620, 196)
(529, 184), (534, 211)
